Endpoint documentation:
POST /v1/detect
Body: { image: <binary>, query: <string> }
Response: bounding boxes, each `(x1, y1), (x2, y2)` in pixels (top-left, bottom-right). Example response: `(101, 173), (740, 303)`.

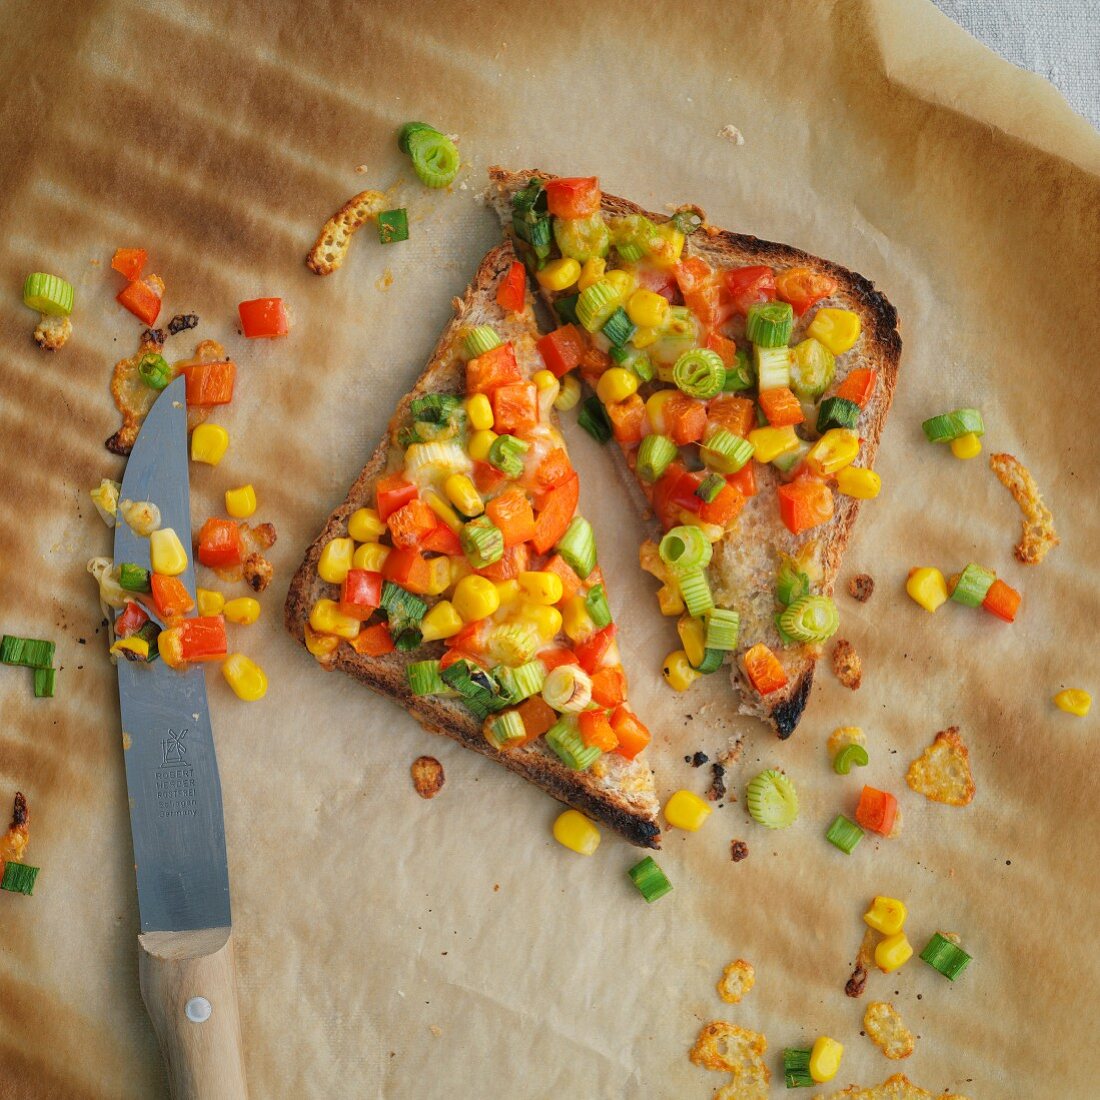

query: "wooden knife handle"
(138, 927), (249, 1100)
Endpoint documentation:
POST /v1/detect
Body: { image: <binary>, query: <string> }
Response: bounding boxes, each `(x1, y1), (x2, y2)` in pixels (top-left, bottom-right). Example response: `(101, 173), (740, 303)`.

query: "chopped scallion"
(825, 813), (863, 854)
(377, 208), (409, 244)
(775, 556), (810, 607)
(461, 515), (504, 569)
(512, 177), (551, 261)
(397, 121), (438, 154)
(695, 473), (726, 504)
(495, 660), (545, 704)
(0, 862), (39, 895)
(487, 433), (529, 477)
(920, 933), (972, 980)
(464, 325), (502, 358)
(577, 396), (613, 444)
(778, 595), (840, 643)
(23, 272), (73, 317)
(486, 709), (526, 748)
(410, 393), (462, 425)
(636, 434), (677, 482)
(407, 659), (446, 696)
(627, 856), (672, 903)
(754, 344), (792, 391)
(746, 300), (794, 347)
(546, 718), (601, 771)
(695, 648), (724, 674)
(833, 744), (869, 774)
(921, 408), (985, 444)
(701, 428), (754, 474)
(950, 563), (996, 607)
(722, 348), (754, 392)
(659, 525), (712, 571)
(704, 608), (740, 651)
(676, 568), (714, 618)
(118, 563), (151, 593)
(585, 583), (612, 629)
(672, 348), (725, 399)
(601, 306), (636, 347)
(746, 769), (799, 829)
(783, 1047), (814, 1088)
(556, 516), (597, 579)
(406, 128), (460, 189)
(816, 396), (860, 432)
(137, 352), (173, 391)
(134, 620), (161, 662)
(33, 667), (56, 698)
(553, 293), (580, 326)
(575, 279), (621, 333)
(0, 635), (55, 669)
(380, 582), (427, 651)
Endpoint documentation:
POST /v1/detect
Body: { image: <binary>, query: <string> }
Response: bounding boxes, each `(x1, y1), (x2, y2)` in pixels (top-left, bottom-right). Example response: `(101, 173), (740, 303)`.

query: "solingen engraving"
(155, 727), (198, 818)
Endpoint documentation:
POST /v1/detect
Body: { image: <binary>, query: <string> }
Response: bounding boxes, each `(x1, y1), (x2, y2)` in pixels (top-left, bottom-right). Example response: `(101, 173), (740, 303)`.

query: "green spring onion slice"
(33, 667), (56, 698)
(833, 744), (869, 774)
(920, 933), (972, 980)
(556, 516), (597, 580)
(119, 563), (151, 593)
(410, 393), (462, 425)
(616, 241), (645, 262)
(701, 429), (754, 474)
(790, 337), (836, 399)
(440, 660), (498, 720)
(816, 396), (860, 432)
(627, 856), (673, 903)
(773, 611), (798, 648)
(487, 623), (539, 666)
(495, 661), (546, 705)
(670, 209), (702, 236)
(488, 433), (529, 477)
(406, 128), (460, 189)
(723, 348), (754, 392)
(921, 407), (985, 444)
(465, 325), (502, 358)
(778, 595), (840, 643)
(951, 563), (996, 607)
(486, 709), (526, 749)
(135, 621), (161, 662)
(407, 659), (446, 696)
(695, 473), (726, 504)
(672, 348), (725, 399)
(0, 636), (55, 669)
(746, 769), (799, 829)
(636, 434), (677, 482)
(825, 813), (864, 854)
(746, 300), (794, 347)
(546, 717), (601, 771)
(575, 280), (620, 333)
(461, 515), (504, 569)
(381, 582), (427, 651)
(577, 395), (613, 444)
(676, 568), (714, 618)
(659, 525), (713, 571)
(611, 214), (656, 258)
(138, 352), (173, 391)
(704, 608), (740, 651)
(511, 178), (551, 260)
(754, 344), (792, 391)
(553, 293), (580, 326)
(630, 353), (654, 382)
(783, 1047), (814, 1088)
(695, 648), (724, 674)
(23, 272), (74, 317)
(775, 556), (810, 607)
(0, 862), (39, 895)
(585, 583), (612, 629)
(601, 306), (636, 348)
(378, 208), (409, 245)
(397, 121), (439, 154)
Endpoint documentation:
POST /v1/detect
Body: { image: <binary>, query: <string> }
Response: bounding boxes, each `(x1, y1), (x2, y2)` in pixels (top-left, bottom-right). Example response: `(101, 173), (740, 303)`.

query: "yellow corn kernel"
(576, 257), (606, 293)
(449, 556), (472, 586)
(562, 596), (596, 642)
(224, 484), (257, 519)
(304, 623), (339, 658)
(309, 598), (361, 639)
(526, 603), (563, 641)
(196, 588), (225, 617)
(537, 257), (582, 292)
(423, 557), (451, 597)
(223, 597), (261, 625)
(646, 388), (678, 434)
(806, 429), (860, 476)
(626, 288), (670, 329)
(425, 490), (464, 534)
(836, 466), (882, 499)
(468, 429), (497, 463)
(221, 653), (268, 701)
(633, 325), (661, 349)
(604, 268), (635, 301)
(444, 473), (484, 517)
(875, 932), (913, 973)
(807, 308), (861, 355)
(747, 425), (799, 464)
(864, 896), (908, 936)
(453, 575), (500, 622)
(677, 616), (707, 668)
(518, 570), (564, 605)
(466, 392), (494, 432)
(664, 789), (713, 832)
(906, 567), (948, 612)
(809, 1037), (844, 1084)
(552, 809), (601, 855)
(420, 600), (464, 642)
(353, 542), (390, 573)
(494, 579), (522, 607)
(662, 649), (701, 692)
(348, 506), (386, 542)
(532, 369), (557, 393)
(190, 423), (229, 466)
(317, 537), (355, 584)
(650, 224), (685, 267)
(657, 583), (685, 616)
(1054, 689), (1092, 716)
(950, 431), (983, 460)
(596, 367), (639, 406)
(111, 635), (149, 661)
(150, 528), (188, 576)
(554, 373), (581, 411)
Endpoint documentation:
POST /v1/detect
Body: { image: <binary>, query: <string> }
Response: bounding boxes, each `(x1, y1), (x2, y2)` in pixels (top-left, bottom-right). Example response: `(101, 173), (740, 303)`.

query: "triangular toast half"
(488, 168), (901, 738)
(285, 241), (661, 847)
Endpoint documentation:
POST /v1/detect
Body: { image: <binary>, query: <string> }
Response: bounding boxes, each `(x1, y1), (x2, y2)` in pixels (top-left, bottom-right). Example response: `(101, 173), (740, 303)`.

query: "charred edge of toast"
(283, 241), (661, 849)
(771, 668), (815, 740)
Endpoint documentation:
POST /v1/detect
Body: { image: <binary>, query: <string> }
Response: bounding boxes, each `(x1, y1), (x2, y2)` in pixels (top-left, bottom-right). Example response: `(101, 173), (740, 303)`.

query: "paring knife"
(114, 375), (248, 1099)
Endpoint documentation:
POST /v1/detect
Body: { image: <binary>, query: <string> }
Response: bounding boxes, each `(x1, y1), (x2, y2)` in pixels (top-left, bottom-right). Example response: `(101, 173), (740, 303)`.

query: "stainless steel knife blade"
(114, 375), (231, 934)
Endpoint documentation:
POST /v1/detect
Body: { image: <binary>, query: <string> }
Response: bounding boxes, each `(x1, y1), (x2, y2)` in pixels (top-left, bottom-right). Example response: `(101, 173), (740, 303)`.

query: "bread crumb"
(989, 452), (1058, 564)
(33, 314), (72, 350)
(906, 727), (975, 806)
(355, 164), (369, 174)
(832, 639), (862, 690)
(848, 573), (875, 602)
(730, 839), (749, 862)
(411, 756), (445, 799)
(718, 124), (746, 146)
(717, 959), (755, 1004)
(864, 1001), (915, 1059)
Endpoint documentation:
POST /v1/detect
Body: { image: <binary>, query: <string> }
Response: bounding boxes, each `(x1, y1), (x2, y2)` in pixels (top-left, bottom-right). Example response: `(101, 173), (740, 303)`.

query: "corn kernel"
(519, 570), (564, 605)
(420, 600), (464, 642)
(111, 635), (149, 660)
(466, 392), (495, 431)
(950, 431), (983, 460)
(537, 257), (582, 292)
(532, 369), (557, 392)
(423, 557), (451, 597)
(626, 288), (670, 329)
(806, 429), (860, 477)
(662, 649), (701, 692)
(425, 490), (464, 533)
(223, 597), (261, 625)
(221, 653), (268, 701)
(807, 308), (861, 355)
(304, 623), (339, 658)
(577, 257), (606, 293)
(224, 484), (257, 519)
(197, 588), (225, 617)
(677, 616), (707, 668)
(906, 567), (948, 612)
(468, 429), (497, 462)
(875, 932), (913, 973)
(596, 367), (639, 406)
(308, 598), (360, 639)
(554, 373), (581, 411)
(494, 579), (522, 607)
(748, 425), (799, 464)
(1054, 689), (1092, 716)
(809, 1037), (844, 1083)
(664, 789), (712, 831)
(650, 224), (685, 267)
(444, 474), (484, 517)
(603, 269), (634, 304)
(453, 575), (500, 622)
(150, 528), (188, 576)
(553, 809), (601, 855)
(353, 542), (390, 572)
(562, 596), (596, 642)
(449, 556), (472, 586)
(348, 507), (386, 542)
(864, 896), (908, 935)
(527, 603), (563, 640)
(657, 583), (685, 616)
(836, 466), (882, 499)
(317, 537), (355, 584)
(646, 389), (678, 434)
(633, 325), (661, 349)
(190, 423), (229, 466)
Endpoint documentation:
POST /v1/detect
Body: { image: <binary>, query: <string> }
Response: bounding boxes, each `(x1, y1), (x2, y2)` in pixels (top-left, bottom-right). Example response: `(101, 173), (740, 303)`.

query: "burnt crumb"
(730, 839), (748, 862)
(845, 964), (868, 998)
(708, 763), (727, 802)
(691, 751), (709, 767)
(167, 313), (199, 335)
(848, 573), (875, 602)
(11, 792), (28, 827)
(77, 638), (86, 645)
(140, 327), (166, 346)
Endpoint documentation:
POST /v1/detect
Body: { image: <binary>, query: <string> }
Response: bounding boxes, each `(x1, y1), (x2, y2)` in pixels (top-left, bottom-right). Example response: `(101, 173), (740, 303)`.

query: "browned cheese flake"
(411, 756), (445, 799)
(306, 189), (387, 275)
(906, 727), (975, 806)
(989, 452), (1058, 565)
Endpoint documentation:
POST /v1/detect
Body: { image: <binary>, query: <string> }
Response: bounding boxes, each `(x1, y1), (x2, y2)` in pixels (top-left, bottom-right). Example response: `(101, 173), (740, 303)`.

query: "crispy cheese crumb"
(828, 726), (865, 760)
(34, 313), (72, 350)
(306, 189), (387, 276)
(864, 1001), (915, 1060)
(906, 727), (975, 806)
(690, 1022), (769, 1099)
(823, 1073), (971, 1099)
(989, 452), (1058, 565)
(718, 124), (746, 145)
(832, 639), (863, 690)
(717, 959), (755, 1004)
(411, 756), (445, 799)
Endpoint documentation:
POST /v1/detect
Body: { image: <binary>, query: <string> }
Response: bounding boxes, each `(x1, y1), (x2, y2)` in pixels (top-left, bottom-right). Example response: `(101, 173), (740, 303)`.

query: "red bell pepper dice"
(351, 622), (395, 656)
(183, 361), (236, 406)
(774, 266), (838, 317)
(375, 474), (417, 522)
(777, 478), (834, 535)
(724, 265), (776, 315)
(179, 616), (228, 662)
(537, 324), (586, 378)
(573, 624), (617, 675)
(117, 279), (162, 325)
(496, 260), (527, 314)
(116, 601), (150, 638)
(836, 368), (877, 407)
(339, 569), (383, 620)
(531, 472), (579, 554)
(238, 297), (290, 338)
(151, 574), (195, 620)
(855, 786), (898, 836)
(420, 523), (463, 555)
(544, 177), (601, 219)
(197, 518), (243, 568)
(111, 248), (147, 281)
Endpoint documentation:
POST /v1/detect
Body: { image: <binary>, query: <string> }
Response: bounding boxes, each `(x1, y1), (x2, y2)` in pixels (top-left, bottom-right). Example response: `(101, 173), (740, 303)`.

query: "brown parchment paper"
(2, 1), (1098, 1096)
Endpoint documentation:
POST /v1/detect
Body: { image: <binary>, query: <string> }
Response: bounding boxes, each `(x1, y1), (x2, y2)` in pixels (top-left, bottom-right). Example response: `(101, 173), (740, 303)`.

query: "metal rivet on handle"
(185, 996), (212, 1023)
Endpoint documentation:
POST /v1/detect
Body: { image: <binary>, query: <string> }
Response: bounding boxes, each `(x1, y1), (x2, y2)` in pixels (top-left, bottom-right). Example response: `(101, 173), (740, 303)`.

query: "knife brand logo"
(155, 728), (198, 818)
(161, 727), (187, 766)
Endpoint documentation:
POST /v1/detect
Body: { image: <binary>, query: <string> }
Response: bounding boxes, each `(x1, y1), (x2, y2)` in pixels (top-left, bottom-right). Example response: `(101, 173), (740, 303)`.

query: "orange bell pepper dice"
(758, 386), (805, 427)
(531, 473), (579, 554)
(777, 478), (834, 535)
(544, 177), (601, 219)
(197, 518), (242, 568)
(117, 279), (162, 325)
(836, 368), (877, 407)
(375, 474), (417, 521)
(387, 499), (438, 548)
(183, 361), (236, 406)
(578, 709), (619, 752)
(485, 488), (536, 547)
(491, 381), (538, 434)
(609, 706), (651, 759)
(743, 642), (788, 696)
(111, 248), (147, 281)
(150, 574), (195, 620)
(496, 260), (526, 314)
(982, 578), (1021, 622)
(351, 622), (394, 656)
(855, 786), (898, 836)
(477, 542), (529, 582)
(466, 342), (521, 395)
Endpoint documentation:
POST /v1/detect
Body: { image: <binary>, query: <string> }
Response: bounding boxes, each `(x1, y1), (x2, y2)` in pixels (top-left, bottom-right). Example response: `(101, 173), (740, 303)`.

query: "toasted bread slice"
(284, 241), (661, 847)
(488, 168), (901, 737)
